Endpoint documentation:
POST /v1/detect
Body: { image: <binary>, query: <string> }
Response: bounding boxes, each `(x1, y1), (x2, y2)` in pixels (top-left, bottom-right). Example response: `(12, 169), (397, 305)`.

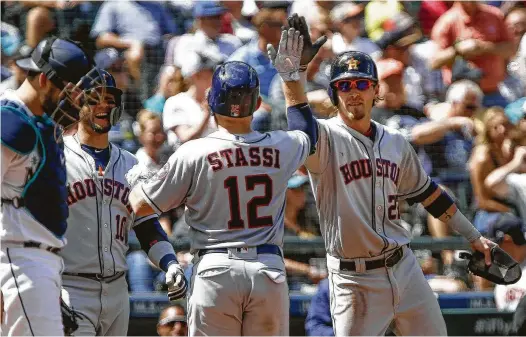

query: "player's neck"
(340, 114), (372, 136)
(16, 81), (44, 117)
(218, 123), (252, 135)
(77, 124), (109, 149)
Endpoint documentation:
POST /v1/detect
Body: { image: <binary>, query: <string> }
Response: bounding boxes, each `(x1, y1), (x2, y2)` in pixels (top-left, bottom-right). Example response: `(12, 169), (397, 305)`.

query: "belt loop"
(355, 258), (366, 273)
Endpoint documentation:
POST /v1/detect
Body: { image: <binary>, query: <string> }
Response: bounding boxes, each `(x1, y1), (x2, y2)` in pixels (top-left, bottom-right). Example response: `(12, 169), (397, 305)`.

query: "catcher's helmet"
(84, 68), (123, 127)
(328, 51), (378, 105)
(208, 61), (260, 118)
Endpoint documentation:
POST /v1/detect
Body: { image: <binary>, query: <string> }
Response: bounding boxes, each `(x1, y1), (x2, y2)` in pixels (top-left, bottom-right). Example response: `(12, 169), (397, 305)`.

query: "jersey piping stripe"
(206, 133), (269, 144)
(378, 130), (391, 254)
(6, 248), (35, 336)
(108, 148), (121, 276)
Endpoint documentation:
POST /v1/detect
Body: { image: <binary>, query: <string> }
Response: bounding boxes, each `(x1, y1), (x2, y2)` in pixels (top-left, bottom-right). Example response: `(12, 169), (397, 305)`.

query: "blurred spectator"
(470, 107), (515, 215)
(478, 213), (526, 312)
(305, 278), (334, 336)
(162, 51), (218, 148)
(0, 45), (32, 94)
(364, 0), (404, 41)
(91, 1), (178, 100)
(505, 7), (526, 90)
(285, 170), (318, 238)
(94, 48), (130, 92)
(485, 146), (526, 223)
(505, 98), (526, 148)
(416, 249), (469, 293)
(171, 1), (242, 69)
(329, 3), (380, 58)
(144, 65), (188, 115)
(375, 11), (430, 110)
(21, 3), (56, 48)
(135, 110), (169, 171)
(228, 3), (288, 101)
(290, 0), (335, 32)
(221, 0), (258, 43)
(372, 58), (425, 126)
(430, 1), (516, 107)
(157, 304), (188, 337)
(418, 1), (450, 37)
(515, 295), (526, 336)
(1, 21), (22, 58)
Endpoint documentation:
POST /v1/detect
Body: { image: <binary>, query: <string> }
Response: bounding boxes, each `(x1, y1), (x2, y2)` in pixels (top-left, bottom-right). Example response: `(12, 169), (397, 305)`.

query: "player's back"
(142, 129), (310, 252)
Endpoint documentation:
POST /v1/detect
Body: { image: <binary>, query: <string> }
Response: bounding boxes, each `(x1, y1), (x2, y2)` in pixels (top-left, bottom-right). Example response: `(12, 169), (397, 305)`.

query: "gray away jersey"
(306, 118), (431, 259)
(61, 135), (156, 275)
(139, 130), (310, 252)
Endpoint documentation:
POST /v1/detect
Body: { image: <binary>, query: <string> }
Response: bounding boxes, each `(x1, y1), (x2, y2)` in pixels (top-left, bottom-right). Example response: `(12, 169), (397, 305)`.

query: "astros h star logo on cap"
(348, 57), (360, 70)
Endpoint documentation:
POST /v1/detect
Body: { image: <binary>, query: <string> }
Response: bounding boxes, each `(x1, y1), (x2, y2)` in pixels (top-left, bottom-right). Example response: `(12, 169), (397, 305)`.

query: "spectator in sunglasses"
(157, 305), (188, 337)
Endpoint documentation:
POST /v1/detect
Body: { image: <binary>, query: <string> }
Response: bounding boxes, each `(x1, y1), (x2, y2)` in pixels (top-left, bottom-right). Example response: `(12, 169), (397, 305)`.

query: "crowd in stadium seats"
(2, 0), (526, 333)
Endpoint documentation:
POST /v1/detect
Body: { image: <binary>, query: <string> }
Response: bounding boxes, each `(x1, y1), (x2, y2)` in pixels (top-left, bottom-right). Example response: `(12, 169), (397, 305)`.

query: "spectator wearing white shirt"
(171, 1), (242, 69)
(329, 3), (381, 59)
(505, 8), (526, 92)
(162, 51), (218, 149)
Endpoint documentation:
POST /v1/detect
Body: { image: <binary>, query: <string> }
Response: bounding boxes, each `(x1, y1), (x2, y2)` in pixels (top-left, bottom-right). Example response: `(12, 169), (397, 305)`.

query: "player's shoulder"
(111, 143), (139, 168)
(1, 99), (37, 155)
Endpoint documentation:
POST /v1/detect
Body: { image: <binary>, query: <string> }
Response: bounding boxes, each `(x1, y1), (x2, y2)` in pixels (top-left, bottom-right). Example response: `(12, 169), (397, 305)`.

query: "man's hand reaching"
(285, 14), (328, 69)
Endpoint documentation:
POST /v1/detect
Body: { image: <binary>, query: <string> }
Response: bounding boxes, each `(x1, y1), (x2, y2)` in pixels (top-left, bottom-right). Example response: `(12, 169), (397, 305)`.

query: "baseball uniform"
(60, 134), (157, 336)
(1, 91), (67, 336)
(306, 118), (447, 336)
(138, 129), (311, 336)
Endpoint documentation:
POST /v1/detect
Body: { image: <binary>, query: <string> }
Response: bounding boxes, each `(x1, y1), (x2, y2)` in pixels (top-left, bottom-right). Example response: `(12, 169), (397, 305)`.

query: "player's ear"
(256, 96), (262, 111)
(38, 73), (48, 89)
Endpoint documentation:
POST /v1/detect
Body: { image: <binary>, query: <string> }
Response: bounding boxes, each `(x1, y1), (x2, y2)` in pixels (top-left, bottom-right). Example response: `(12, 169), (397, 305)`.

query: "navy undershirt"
(81, 144), (111, 173)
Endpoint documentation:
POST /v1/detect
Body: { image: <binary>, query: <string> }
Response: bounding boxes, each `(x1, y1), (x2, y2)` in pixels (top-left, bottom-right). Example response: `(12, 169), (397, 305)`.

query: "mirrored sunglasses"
(334, 79), (374, 92)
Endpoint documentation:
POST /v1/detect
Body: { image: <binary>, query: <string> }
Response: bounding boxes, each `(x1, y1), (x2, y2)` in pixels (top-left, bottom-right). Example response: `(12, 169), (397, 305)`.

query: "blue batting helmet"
(328, 51), (378, 105)
(208, 61), (260, 118)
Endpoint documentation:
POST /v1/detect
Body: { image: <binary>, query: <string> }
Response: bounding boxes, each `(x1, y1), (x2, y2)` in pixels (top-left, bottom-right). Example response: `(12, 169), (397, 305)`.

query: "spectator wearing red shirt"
(430, 1), (515, 108)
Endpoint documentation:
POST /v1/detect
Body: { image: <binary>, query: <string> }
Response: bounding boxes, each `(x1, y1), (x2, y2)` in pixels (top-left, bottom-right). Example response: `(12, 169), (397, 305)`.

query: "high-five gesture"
(286, 14), (327, 69)
(267, 28), (304, 82)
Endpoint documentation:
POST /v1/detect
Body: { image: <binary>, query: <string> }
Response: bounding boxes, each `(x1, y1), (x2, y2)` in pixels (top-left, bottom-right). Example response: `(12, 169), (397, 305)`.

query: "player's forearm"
(282, 72), (308, 108)
(129, 187), (157, 217)
(134, 218), (177, 271)
(419, 183), (481, 241)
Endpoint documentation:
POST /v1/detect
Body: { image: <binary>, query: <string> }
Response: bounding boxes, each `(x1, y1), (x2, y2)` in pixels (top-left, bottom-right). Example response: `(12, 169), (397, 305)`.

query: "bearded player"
(269, 14), (496, 336)
(59, 69), (187, 336)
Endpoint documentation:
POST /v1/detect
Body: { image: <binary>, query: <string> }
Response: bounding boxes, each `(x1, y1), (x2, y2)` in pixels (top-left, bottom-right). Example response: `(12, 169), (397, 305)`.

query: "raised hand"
(267, 28), (304, 82)
(285, 14), (327, 68)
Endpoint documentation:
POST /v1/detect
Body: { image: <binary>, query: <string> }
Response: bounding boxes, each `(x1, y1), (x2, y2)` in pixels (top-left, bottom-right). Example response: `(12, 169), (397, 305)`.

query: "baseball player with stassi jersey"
(129, 57), (320, 334)
(60, 69), (187, 336)
(274, 14), (498, 336)
(0, 36), (99, 335)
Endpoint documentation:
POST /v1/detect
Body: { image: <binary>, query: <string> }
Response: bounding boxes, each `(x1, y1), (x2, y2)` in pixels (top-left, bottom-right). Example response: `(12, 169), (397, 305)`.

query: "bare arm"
(411, 117), (471, 145)
(485, 147), (526, 198)
(429, 46), (457, 69)
(129, 187), (157, 218)
(95, 32), (133, 50)
(469, 148), (511, 212)
(283, 72), (308, 108)
(477, 41), (516, 59)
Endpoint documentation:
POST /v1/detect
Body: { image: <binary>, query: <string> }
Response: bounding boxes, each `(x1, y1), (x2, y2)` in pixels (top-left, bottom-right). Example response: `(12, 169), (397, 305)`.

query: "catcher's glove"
(61, 297), (82, 336)
(459, 246), (522, 285)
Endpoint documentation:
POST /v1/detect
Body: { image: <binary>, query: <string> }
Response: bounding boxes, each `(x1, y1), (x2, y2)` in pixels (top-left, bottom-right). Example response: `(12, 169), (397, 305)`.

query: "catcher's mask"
(208, 61), (261, 118)
(16, 36), (107, 129)
(82, 69), (123, 134)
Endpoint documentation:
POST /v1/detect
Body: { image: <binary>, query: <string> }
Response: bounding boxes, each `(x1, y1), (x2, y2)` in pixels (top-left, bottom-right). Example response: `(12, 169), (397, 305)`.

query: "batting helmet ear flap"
(328, 84), (338, 106)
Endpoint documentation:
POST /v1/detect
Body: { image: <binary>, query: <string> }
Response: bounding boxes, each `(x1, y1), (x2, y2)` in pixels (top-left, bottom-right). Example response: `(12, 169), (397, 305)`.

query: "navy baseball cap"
(193, 1), (225, 17)
(479, 213), (526, 246)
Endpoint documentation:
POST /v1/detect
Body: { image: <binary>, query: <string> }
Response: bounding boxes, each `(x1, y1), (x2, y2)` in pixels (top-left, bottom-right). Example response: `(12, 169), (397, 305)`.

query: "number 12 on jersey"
(224, 174), (273, 230)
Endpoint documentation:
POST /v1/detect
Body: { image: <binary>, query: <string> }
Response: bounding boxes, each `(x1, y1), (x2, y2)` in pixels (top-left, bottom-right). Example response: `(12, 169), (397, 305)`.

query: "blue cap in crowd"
(505, 97), (526, 125)
(478, 213), (526, 246)
(193, 1), (225, 18)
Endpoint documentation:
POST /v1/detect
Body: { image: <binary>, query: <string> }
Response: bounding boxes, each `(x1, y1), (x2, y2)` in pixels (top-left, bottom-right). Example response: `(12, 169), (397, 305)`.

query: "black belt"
(63, 271), (126, 283)
(1, 197), (24, 209)
(2, 241), (62, 255)
(198, 244), (282, 258)
(340, 246), (406, 272)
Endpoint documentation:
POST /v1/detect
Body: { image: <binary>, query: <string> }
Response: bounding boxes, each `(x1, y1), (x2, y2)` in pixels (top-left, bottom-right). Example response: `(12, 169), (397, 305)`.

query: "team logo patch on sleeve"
(152, 162), (170, 181)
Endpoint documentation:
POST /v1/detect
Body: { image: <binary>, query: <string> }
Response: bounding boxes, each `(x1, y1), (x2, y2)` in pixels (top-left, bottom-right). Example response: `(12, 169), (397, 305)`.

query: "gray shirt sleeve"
(397, 137), (431, 200)
(91, 2), (116, 38)
(139, 145), (194, 214)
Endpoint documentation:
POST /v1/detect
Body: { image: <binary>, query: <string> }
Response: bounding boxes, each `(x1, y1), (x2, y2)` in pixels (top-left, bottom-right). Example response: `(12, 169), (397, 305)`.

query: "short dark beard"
(89, 118), (112, 134)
